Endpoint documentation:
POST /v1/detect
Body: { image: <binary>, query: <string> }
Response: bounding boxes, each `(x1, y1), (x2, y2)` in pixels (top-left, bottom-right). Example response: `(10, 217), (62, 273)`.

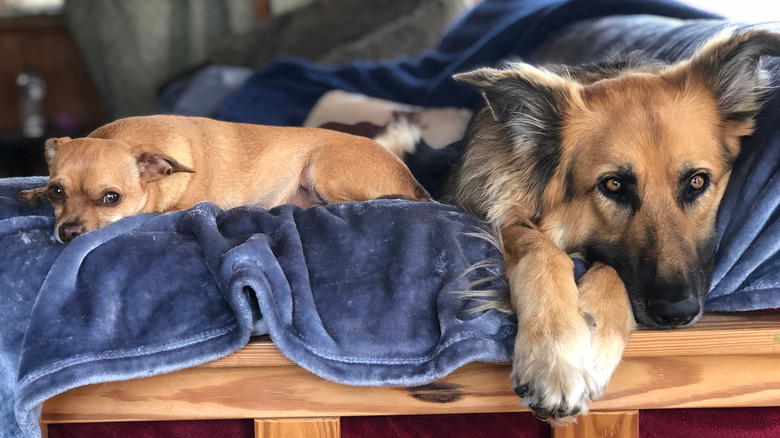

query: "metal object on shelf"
(17, 68), (47, 138)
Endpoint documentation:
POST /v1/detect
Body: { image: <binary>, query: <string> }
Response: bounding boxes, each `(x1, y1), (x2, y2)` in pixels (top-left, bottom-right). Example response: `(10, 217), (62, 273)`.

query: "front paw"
(587, 313), (633, 400)
(588, 344), (623, 401)
(16, 187), (48, 206)
(511, 314), (597, 423)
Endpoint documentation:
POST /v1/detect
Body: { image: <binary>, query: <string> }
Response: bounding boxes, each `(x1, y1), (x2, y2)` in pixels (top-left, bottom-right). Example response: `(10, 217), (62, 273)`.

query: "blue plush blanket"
(3, 1), (780, 437)
(2, 179), (511, 438)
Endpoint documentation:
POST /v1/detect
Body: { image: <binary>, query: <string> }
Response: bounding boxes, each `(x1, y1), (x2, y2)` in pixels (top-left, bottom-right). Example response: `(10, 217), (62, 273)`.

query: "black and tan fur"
(444, 29), (780, 421)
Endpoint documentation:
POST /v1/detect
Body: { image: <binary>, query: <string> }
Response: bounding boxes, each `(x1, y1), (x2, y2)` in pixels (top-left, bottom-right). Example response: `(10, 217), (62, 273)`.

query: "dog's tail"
(372, 114), (421, 159)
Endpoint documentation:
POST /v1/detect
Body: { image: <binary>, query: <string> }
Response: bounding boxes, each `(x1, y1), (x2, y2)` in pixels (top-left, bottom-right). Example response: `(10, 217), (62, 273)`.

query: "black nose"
(59, 223), (85, 242)
(647, 295), (700, 327)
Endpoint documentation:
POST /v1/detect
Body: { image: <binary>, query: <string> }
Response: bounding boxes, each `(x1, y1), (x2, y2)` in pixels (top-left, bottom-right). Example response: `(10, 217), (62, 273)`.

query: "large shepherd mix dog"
(442, 30), (780, 421)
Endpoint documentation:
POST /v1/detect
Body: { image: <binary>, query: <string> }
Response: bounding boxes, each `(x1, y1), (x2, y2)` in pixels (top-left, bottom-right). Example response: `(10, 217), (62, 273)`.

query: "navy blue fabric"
(217, 0), (716, 126)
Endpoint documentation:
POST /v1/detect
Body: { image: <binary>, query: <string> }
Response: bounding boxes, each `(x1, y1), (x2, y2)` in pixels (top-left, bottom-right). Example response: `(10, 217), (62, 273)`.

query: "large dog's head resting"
(453, 30), (780, 328)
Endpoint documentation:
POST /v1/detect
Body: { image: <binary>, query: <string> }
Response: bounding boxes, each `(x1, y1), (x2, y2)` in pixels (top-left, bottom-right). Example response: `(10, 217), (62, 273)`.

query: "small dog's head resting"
(453, 29), (780, 327)
(43, 136), (195, 243)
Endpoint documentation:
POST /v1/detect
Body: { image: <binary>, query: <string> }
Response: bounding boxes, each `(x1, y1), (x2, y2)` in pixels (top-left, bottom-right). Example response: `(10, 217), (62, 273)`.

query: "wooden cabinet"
(0, 15), (107, 134)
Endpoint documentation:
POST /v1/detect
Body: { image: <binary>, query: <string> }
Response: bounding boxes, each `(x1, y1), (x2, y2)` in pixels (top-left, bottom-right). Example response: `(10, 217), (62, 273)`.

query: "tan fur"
(575, 262), (635, 399)
(549, 77), (729, 277)
(18, 115), (428, 243)
(446, 30), (780, 422)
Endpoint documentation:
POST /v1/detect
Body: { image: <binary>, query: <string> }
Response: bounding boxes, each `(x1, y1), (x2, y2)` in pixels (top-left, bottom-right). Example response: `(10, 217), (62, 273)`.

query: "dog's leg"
(576, 262), (636, 400)
(16, 187), (49, 206)
(502, 218), (596, 422)
(306, 142), (429, 203)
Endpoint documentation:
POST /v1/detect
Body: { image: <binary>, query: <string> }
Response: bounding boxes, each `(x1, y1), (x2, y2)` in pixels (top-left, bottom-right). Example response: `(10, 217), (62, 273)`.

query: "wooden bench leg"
(552, 410), (639, 438)
(39, 421), (48, 438)
(255, 417), (340, 438)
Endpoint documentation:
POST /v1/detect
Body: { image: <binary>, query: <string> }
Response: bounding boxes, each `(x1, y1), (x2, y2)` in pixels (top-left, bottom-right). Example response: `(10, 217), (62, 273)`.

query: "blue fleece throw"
(3, 187), (511, 438)
(3, 0), (780, 437)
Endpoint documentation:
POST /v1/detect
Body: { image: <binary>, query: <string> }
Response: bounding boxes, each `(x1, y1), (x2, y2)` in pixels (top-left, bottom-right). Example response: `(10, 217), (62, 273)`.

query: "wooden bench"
(39, 312), (780, 437)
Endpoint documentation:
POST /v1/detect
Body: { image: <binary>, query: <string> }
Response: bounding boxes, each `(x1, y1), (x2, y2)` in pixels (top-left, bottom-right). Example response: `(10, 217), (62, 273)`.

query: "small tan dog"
(17, 115), (428, 243)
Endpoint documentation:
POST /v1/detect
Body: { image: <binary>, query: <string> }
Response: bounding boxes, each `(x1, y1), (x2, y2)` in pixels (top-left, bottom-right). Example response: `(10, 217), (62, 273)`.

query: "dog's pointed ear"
(134, 145), (195, 182)
(44, 137), (71, 166)
(453, 64), (574, 143)
(668, 29), (780, 155)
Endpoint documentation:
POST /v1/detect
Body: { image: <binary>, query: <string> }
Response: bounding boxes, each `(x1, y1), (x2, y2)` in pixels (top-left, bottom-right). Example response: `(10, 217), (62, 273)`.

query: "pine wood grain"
(40, 353), (780, 424)
(202, 313), (780, 369)
(40, 313), (780, 426)
(254, 418), (339, 438)
(552, 411), (639, 438)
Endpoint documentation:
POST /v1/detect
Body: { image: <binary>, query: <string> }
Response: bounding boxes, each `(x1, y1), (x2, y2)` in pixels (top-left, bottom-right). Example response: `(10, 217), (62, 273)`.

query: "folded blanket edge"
(15, 322), (249, 438)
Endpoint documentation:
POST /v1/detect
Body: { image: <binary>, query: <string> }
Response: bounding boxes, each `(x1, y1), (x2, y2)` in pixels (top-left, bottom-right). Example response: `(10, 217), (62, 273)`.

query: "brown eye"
(599, 174), (636, 207)
(690, 174), (706, 191)
(48, 184), (64, 201)
(604, 178), (622, 193)
(100, 192), (121, 206)
(681, 172), (709, 204)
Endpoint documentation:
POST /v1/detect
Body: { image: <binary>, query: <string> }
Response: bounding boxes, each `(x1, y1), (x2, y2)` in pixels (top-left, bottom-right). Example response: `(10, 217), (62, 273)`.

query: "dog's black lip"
(634, 312), (703, 329)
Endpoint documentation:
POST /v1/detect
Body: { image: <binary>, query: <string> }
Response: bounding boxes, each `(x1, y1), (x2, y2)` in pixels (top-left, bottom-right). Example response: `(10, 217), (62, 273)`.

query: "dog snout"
(58, 222), (85, 243)
(646, 293), (700, 327)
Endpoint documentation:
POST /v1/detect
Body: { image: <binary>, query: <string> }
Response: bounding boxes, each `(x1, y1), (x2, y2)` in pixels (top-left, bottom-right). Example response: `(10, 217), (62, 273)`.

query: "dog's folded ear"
(666, 29), (780, 156)
(453, 64), (575, 145)
(44, 137), (72, 166)
(134, 144), (196, 182)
